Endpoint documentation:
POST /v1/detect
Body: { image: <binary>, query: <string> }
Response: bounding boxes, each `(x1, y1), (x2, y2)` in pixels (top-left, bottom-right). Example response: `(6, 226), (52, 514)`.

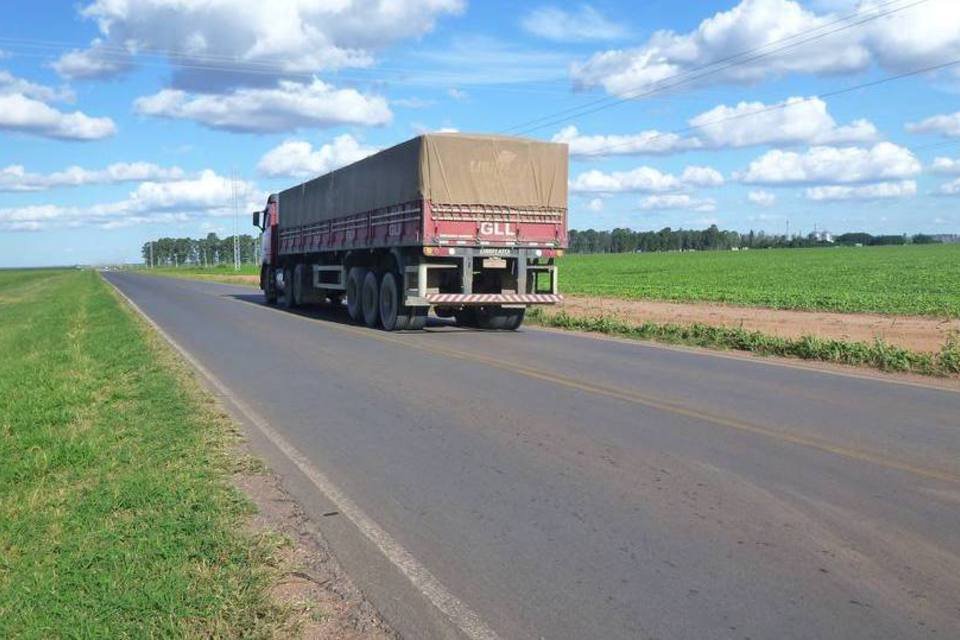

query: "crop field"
(559, 244), (960, 317)
(0, 269), (287, 637)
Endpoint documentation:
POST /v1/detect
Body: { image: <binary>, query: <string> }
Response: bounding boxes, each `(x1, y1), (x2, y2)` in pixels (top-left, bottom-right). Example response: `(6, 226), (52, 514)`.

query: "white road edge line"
(102, 273), (502, 640)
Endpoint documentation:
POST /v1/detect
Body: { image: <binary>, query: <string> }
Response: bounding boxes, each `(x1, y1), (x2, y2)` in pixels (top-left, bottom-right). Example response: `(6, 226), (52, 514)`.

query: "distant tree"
(870, 235), (906, 246)
(835, 232), (873, 246)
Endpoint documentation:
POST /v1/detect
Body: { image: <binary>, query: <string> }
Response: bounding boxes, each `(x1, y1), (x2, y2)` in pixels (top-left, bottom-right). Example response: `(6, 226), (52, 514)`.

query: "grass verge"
(144, 265), (260, 287)
(0, 269), (293, 638)
(528, 308), (960, 377)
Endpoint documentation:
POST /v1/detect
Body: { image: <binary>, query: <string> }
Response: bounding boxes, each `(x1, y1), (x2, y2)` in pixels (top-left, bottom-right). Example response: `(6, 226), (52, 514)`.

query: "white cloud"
(931, 157), (960, 174)
(0, 93), (116, 141)
(937, 177), (960, 195)
(906, 112), (960, 138)
(690, 97), (878, 148)
(134, 79), (391, 132)
(571, 164), (724, 193)
(0, 170), (264, 231)
(52, 39), (132, 80)
(571, 0), (960, 97)
(748, 190), (777, 207)
(0, 70), (114, 141)
(0, 162), (185, 192)
(639, 194), (717, 212)
(805, 180), (917, 201)
(521, 5), (627, 42)
(570, 167), (681, 193)
(552, 125), (701, 157)
(738, 143), (921, 185)
(257, 135), (378, 178)
(587, 198), (604, 212)
(0, 70), (73, 102)
(680, 165), (724, 187)
(554, 97), (876, 158)
(447, 88), (469, 101)
(57, 0), (464, 83)
(411, 123), (459, 134)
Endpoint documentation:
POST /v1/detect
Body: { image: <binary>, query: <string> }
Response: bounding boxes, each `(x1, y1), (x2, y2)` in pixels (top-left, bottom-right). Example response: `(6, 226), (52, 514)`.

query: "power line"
(0, 34), (573, 95)
(560, 56), (960, 158)
(504, 0), (930, 136)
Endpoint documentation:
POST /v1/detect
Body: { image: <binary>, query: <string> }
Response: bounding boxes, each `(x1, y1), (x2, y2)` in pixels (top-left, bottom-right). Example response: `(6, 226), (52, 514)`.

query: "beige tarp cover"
(278, 133), (568, 229)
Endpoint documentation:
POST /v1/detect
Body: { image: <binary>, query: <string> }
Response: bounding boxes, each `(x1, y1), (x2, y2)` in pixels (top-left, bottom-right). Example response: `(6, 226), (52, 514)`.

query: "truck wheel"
(361, 270), (380, 328)
(476, 306), (505, 330)
(263, 267), (278, 305)
(503, 308), (525, 330)
(454, 308), (478, 328)
(279, 267), (296, 309)
(379, 272), (411, 331)
(293, 264), (306, 306)
(346, 267), (365, 321)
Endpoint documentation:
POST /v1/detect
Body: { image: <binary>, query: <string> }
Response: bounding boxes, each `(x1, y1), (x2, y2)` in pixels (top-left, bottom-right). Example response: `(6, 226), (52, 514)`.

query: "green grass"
(148, 264), (260, 277)
(528, 309), (960, 377)
(144, 264), (260, 287)
(0, 269), (289, 638)
(560, 244), (960, 317)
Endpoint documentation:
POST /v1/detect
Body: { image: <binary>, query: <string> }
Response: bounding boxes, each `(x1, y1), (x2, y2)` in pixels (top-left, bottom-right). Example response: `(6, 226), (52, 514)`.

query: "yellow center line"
(234, 295), (960, 486)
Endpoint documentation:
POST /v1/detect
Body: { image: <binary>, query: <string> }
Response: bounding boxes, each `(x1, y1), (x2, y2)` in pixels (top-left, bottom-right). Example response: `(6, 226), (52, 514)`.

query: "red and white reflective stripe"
(424, 293), (563, 304)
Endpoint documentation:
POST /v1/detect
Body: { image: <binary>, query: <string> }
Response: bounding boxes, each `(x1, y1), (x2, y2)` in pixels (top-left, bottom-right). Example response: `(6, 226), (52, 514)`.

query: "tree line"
(567, 226), (943, 254)
(141, 233), (260, 267)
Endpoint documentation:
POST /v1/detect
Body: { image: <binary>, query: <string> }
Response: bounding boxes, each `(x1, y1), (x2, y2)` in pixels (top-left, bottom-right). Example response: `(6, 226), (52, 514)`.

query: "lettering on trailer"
(479, 222), (513, 236)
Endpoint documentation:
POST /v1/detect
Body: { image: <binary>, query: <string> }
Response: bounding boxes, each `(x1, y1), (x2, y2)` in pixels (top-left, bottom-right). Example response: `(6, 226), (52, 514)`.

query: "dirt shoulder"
(233, 454), (397, 640)
(550, 295), (960, 353)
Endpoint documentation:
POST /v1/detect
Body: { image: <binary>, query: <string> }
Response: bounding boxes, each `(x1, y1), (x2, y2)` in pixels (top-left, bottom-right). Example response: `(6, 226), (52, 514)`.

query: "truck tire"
(293, 263), (306, 306)
(263, 267), (278, 305)
(502, 308), (525, 330)
(454, 308), (478, 328)
(346, 267), (365, 322)
(361, 270), (380, 328)
(279, 267), (296, 309)
(473, 306), (504, 329)
(379, 271), (411, 331)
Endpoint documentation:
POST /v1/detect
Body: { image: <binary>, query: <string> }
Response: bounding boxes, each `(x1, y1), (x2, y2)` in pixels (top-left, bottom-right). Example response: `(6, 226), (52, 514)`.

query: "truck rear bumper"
(415, 293), (563, 306)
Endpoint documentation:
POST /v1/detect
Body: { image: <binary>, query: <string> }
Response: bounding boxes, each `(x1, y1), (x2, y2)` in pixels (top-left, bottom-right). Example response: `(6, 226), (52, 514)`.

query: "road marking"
(224, 289), (960, 486)
(103, 274), (502, 640)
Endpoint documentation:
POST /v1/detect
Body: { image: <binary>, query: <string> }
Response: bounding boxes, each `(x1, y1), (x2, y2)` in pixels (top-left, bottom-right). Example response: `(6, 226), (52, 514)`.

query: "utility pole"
(149, 241), (153, 269)
(232, 168), (241, 271)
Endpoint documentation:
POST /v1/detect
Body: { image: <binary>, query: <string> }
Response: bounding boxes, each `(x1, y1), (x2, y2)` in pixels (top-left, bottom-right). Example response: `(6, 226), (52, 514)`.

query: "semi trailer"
(253, 132), (567, 330)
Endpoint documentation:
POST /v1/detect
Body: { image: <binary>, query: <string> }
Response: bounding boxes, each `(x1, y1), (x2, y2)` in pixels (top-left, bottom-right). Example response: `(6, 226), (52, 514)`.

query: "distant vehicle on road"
(253, 133), (567, 330)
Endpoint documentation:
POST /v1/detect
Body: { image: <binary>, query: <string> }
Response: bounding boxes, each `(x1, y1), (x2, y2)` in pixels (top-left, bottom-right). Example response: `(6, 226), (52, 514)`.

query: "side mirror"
(252, 210), (261, 229)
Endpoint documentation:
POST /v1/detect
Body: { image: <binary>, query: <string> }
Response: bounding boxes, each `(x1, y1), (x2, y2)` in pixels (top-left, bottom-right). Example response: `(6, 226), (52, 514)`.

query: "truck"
(252, 132), (567, 331)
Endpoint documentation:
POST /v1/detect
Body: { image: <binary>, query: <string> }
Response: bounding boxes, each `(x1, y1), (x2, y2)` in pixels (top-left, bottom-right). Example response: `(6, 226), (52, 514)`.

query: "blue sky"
(1, 0), (959, 266)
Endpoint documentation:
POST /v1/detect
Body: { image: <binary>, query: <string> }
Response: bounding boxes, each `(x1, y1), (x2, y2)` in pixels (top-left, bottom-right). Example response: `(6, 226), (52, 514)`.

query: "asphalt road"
(104, 272), (960, 640)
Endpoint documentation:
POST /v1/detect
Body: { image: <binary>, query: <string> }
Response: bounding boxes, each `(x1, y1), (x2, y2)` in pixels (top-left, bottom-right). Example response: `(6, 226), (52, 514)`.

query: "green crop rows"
(559, 244), (960, 317)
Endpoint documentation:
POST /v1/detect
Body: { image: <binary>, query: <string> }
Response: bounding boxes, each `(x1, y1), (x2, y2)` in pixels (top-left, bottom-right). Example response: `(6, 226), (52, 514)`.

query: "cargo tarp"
(278, 133), (568, 229)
